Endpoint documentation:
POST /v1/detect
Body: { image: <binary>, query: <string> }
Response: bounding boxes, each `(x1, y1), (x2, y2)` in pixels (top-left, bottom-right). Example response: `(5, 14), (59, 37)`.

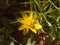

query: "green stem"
(30, 0), (33, 11)
(41, 13), (52, 26)
(48, 0), (59, 10)
(33, 0), (42, 11)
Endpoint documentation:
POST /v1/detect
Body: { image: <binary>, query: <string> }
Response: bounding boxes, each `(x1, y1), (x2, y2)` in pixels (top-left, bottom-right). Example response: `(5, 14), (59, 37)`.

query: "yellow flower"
(17, 11), (44, 35)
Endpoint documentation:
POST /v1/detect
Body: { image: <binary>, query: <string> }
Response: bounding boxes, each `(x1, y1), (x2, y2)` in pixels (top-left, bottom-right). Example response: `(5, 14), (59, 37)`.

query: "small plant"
(0, 0), (60, 45)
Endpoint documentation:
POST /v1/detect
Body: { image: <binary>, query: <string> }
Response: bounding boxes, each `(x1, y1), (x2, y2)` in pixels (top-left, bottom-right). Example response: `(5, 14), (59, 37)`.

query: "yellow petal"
(30, 28), (37, 33)
(29, 11), (33, 19)
(22, 13), (28, 20)
(23, 28), (29, 35)
(31, 18), (38, 24)
(18, 25), (25, 30)
(34, 23), (42, 29)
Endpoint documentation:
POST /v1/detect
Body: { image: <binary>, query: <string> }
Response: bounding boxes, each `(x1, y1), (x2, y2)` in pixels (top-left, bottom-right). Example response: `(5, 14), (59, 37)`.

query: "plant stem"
(48, 0), (59, 10)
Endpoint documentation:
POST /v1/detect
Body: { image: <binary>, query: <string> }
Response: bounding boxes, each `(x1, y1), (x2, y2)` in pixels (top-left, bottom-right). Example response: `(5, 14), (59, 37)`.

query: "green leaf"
(10, 41), (15, 45)
(49, 26), (57, 37)
(33, 0), (42, 11)
(26, 38), (31, 45)
(26, 38), (36, 45)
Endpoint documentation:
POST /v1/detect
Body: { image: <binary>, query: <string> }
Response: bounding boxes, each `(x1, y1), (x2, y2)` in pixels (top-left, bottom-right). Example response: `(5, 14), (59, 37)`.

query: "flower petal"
(30, 28), (37, 33)
(22, 13), (28, 20)
(34, 23), (42, 29)
(18, 25), (25, 30)
(23, 28), (29, 35)
(29, 11), (33, 19)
